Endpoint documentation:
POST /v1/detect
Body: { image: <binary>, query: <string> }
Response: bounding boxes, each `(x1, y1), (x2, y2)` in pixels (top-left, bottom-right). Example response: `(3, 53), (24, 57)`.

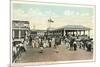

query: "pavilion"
(48, 25), (91, 37)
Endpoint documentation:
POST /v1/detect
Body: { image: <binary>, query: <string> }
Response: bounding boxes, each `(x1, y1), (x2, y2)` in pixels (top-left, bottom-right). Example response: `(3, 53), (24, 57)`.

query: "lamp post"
(47, 18), (54, 37)
(48, 18), (54, 29)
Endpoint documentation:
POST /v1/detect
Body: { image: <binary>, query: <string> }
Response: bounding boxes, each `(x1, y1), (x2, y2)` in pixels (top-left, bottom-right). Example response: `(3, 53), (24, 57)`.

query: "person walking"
(69, 38), (74, 50)
(43, 39), (46, 48)
(54, 36), (61, 53)
(65, 37), (70, 49)
(32, 39), (35, 48)
(52, 37), (55, 48)
(23, 40), (28, 50)
(29, 36), (32, 46)
(73, 40), (77, 51)
(39, 38), (44, 53)
(87, 39), (92, 51)
(19, 42), (26, 52)
(80, 41), (83, 49)
(48, 39), (52, 48)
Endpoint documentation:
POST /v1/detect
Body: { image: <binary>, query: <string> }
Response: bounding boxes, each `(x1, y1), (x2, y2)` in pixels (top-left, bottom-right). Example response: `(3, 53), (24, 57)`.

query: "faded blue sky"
(12, 2), (95, 30)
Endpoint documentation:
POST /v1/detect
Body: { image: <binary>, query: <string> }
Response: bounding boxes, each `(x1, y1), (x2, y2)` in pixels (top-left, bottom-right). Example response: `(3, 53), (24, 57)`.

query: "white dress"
(43, 40), (46, 48)
(51, 38), (55, 47)
(32, 40), (35, 48)
(65, 38), (70, 48)
(12, 46), (17, 55)
(46, 40), (49, 47)
(24, 41), (27, 50)
(35, 40), (39, 48)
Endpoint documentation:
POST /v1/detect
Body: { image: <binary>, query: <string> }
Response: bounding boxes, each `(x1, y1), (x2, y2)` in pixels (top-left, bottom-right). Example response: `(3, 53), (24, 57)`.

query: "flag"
(48, 18), (54, 23)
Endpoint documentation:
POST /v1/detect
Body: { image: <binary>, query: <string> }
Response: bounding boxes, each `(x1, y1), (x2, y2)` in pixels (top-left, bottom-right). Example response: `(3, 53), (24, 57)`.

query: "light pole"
(48, 18), (54, 29)
(47, 18), (54, 37)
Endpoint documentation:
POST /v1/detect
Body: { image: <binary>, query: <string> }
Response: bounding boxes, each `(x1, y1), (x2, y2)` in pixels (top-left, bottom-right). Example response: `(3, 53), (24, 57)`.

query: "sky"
(12, 2), (95, 30)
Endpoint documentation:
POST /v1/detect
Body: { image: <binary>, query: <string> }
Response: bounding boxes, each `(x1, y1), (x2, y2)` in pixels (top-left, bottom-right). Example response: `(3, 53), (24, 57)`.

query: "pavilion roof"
(31, 30), (46, 32)
(51, 25), (91, 31)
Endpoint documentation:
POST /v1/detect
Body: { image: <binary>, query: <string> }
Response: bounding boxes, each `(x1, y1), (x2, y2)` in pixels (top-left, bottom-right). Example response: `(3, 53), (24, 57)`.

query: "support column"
(88, 30), (90, 37)
(73, 31), (75, 36)
(25, 30), (28, 40)
(76, 30), (78, 36)
(71, 31), (73, 35)
(72, 31), (74, 36)
(58, 30), (60, 35)
(83, 30), (85, 35)
(62, 30), (63, 36)
(66, 31), (68, 36)
(79, 31), (81, 35)
(12, 30), (14, 39)
(75, 31), (77, 36)
(19, 30), (21, 39)
(64, 30), (66, 36)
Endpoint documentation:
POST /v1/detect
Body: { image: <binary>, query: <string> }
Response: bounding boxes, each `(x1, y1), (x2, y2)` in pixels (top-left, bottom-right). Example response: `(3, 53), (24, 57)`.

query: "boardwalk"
(15, 44), (93, 63)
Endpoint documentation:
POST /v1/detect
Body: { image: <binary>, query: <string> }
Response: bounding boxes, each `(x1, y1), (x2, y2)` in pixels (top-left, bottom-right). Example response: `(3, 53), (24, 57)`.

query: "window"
(21, 30), (26, 38)
(14, 30), (19, 39)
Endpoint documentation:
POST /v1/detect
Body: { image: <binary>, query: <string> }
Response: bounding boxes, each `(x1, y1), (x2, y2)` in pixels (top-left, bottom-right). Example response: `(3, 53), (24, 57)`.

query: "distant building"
(12, 20), (30, 42)
(31, 25), (91, 38)
(31, 30), (46, 37)
(48, 25), (91, 37)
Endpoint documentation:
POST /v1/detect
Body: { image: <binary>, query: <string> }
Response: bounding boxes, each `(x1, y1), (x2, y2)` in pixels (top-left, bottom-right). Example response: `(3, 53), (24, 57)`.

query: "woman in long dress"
(43, 39), (46, 48)
(23, 40), (28, 50)
(65, 38), (70, 49)
(32, 40), (35, 48)
(45, 39), (48, 47)
(39, 39), (44, 53)
(52, 37), (55, 48)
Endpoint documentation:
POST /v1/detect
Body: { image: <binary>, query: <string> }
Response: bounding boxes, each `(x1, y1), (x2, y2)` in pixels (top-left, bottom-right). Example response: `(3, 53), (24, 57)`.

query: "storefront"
(12, 20), (30, 42)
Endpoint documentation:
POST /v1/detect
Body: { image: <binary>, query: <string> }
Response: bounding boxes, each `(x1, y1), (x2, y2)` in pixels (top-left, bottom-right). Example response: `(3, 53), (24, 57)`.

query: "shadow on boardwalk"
(15, 44), (93, 63)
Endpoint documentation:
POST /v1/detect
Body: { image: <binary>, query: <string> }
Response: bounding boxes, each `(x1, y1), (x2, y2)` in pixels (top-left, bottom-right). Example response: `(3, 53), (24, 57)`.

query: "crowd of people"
(12, 34), (93, 62)
(64, 35), (93, 51)
(12, 39), (29, 62)
(31, 34), (93, 53)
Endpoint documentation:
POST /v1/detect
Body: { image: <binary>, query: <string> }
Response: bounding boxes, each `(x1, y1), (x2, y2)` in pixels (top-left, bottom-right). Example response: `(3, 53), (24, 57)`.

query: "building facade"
(12, 20), (30, 42)
(31, 30), (46, 37)
(47, 25), (91, 37)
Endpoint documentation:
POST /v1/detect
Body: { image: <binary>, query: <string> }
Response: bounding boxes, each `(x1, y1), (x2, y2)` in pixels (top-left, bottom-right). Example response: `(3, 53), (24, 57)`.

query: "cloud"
(80, 13), (90, 16)
(64, 10), (90, 17)
(13, 8), (59, 21)
(27, 8), (44, 17)
(64, 10), (75, 16)
(44, 10), (59, 19)
(13, 9), (27, 20)
(13, 8), (46, 20)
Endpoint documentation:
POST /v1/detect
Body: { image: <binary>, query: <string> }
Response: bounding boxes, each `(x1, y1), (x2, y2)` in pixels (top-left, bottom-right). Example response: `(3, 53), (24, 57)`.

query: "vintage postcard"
(11, 0), (96, 66)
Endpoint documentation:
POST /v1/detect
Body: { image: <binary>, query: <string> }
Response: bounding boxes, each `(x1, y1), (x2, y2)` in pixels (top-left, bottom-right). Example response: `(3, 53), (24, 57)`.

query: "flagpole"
(47, 18), (54, 38)
(48, 18), (54, 29)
